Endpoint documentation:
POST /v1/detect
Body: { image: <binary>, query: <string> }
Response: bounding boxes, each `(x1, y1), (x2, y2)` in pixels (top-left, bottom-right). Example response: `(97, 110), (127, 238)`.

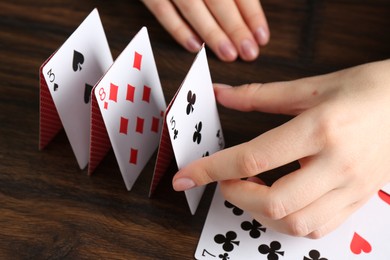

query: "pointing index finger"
(172, 111), (324, 191)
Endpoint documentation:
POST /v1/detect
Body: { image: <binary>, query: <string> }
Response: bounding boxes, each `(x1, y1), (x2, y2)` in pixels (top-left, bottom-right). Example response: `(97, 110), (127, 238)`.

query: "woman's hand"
(172, 60), (390, 238)
(142, 0), (270, 62)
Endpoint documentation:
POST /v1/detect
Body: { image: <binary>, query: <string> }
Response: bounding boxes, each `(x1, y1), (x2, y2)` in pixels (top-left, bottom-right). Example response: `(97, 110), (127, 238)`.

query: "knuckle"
(310, 107), (341, 151)
(220, 182), (234, 201)
(237, 149), (266, 177)
(174, 0), (194, 14)
(204, 0), (216, 6)
(285, 216), (309, 237)
(203, 27), (225, 44)
(226, 25), (250, 39)
(242, 83), (264, 111)
(262, 197), (286, 220)
(151, 1), (171, 17)
(171, 23), (189, 41)
(306, 229), (325, 239)
(338, 157), (360, 181)
(201, 166), (217, 184)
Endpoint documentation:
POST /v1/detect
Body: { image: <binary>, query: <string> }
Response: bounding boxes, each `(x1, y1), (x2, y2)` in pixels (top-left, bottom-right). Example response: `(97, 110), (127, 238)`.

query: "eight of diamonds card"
(40, 8), (113, 169)
(93, 27), (166, 190)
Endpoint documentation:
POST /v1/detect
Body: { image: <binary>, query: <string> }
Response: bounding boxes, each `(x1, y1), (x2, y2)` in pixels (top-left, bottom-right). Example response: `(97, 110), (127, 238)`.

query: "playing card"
(346, 190), (390, 259)
(165, 45), (224, 215)
(94, 27), (166, 190)
(381, 183), (390, 195)
(41, 9), (113, 169)
(196, 184), (357, 260)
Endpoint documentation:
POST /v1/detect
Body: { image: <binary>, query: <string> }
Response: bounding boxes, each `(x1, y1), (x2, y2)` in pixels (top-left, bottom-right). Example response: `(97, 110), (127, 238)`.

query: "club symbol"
(218, 253), (230, 260)
(304, 249), (328, 260)
(72, 50), (84, 71)
(241, 219), (266, 238)
(214, 231), (240, 252)
(53, 83), (59, 91)
(224, 201), (243, 216)
(258, 241), (284, 260)
(173, 129), (178, 139)
(193, 121), (202, 144)
(186, 90), (196, 115)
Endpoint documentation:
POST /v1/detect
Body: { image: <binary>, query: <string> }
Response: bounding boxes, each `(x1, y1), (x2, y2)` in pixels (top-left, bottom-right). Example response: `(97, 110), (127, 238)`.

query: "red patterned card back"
(39, 55), (63, 150)
(149, 119), (174, 197)
(88, 91), (111, 175)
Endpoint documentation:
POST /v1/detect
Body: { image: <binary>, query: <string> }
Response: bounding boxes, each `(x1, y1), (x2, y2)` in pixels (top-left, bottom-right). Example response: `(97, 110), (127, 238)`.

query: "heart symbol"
(378, 190), (390, 205)
(53, 83), (59, 91)
(350, 232), (371, 254)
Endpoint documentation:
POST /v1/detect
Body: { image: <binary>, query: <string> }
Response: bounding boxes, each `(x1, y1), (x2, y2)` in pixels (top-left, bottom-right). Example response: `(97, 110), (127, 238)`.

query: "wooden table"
(1, 1), (389, 259)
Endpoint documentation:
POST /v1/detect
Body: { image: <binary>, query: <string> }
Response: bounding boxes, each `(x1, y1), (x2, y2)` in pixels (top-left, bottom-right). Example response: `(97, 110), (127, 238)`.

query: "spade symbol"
(72, 50), (84, 72)
(84, 83), (93, 104)
(53, 83), (59, 91)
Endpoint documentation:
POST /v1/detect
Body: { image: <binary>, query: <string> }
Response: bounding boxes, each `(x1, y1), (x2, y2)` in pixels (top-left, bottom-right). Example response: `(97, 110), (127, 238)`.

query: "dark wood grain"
(0, 0), (389, 259)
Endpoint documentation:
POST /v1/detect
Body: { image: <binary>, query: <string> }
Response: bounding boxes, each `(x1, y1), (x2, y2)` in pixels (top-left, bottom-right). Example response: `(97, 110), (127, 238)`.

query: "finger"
(220, 148), (367, 221)
(205, 0), (259, 61)
(142, 0), (202, 52)
(172, 113), (323, 190)
(306, 197), (368, 239)
(218, 160), (343, 221)
(213, 73), (334, 115)
(270, 187), (361, 237)
(172, 0), (238, 61)
(235, 0), (270, 45)
(222, 176), (371, 237)
(253, 199), (362, 238)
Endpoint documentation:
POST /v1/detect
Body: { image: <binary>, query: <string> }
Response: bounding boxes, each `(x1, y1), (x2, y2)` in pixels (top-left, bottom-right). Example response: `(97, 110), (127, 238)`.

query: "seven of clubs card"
(196, 184), (390, 259)
(166, 46), (225, 215)
(42, 9), (113, 169)
(94, 27), (166, 191)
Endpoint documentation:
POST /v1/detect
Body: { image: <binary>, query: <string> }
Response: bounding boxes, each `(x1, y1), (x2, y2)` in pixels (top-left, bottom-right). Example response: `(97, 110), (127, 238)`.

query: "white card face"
(381, 183), (390, 195)
(346, 190), (390, 259)
(166, 46), (224, 215)
(42, 9), (113, 169)
(94, 27), (166, 190)
(196, 185), (355, 260)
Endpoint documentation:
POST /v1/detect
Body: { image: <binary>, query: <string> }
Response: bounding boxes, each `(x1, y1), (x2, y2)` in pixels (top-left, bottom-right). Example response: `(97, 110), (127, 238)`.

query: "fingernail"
(255, 27), (269, 46)
(214, 83), (232, 89)
(241, 39), (258, 60)
(218, 41), (237, 61)
(173, 178), (196, 191)
(186, 37), (202, 52)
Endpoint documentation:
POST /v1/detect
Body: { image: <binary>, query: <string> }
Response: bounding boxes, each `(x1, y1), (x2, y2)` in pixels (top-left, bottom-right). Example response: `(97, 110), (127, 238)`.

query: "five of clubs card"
(39, 8), (390, 260)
